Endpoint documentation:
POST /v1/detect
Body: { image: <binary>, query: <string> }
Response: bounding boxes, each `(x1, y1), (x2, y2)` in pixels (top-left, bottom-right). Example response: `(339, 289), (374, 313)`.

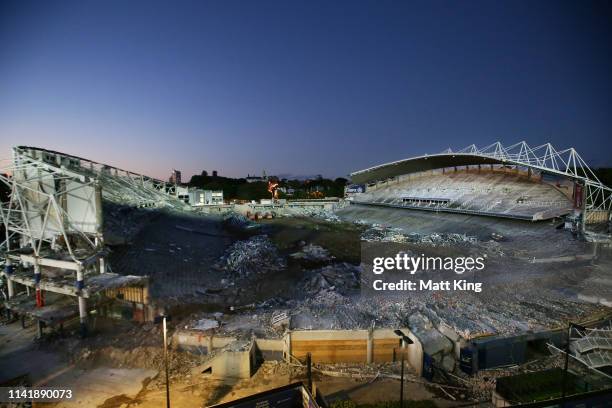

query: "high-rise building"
(169, 169), (182, 185)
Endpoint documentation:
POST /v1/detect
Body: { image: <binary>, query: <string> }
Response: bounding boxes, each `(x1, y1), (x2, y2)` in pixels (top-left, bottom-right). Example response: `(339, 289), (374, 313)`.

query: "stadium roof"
(351, 141), (607, 188)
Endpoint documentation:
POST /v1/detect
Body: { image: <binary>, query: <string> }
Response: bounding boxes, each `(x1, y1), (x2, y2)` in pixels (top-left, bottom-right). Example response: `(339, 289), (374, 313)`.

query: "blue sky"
(1, 0), (611, 180)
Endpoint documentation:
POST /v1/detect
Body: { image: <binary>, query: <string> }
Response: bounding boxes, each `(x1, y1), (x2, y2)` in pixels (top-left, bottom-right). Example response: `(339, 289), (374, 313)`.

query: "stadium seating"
(355, 170), (573, 221)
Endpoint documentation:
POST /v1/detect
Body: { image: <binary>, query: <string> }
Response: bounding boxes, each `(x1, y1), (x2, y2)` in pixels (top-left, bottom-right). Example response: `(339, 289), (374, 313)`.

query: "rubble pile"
(215, 235), (285, 279)
(312, 210), (341, 223)
(361, 225), (477, 246)
(361, 225), (406, 242)
(454, 354), (565, 401)
(290, 293), (371, 330)
(314, 361), (418, 380)
(191, 318), (219, 331)
(290, 244), (334, 263)
(300, 263), (361, 296)
(285, 207), (341, 222)
(222, 212), (259, 231)
(255, 360), (300, 377)
(103, 204), (159, 245)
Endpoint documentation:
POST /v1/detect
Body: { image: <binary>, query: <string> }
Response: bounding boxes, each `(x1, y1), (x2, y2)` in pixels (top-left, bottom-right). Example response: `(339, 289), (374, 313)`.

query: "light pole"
(155, 315), (172, 408)
(394, 330), (414, 408)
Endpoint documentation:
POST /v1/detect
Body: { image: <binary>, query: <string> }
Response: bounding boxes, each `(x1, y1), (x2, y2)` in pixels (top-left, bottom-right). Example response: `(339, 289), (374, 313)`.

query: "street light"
(394, 330), (414, 408)
(154, 315), (172, 408)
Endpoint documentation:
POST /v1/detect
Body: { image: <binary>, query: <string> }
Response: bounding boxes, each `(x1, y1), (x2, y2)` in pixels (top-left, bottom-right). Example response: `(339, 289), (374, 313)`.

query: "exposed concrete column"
(33, 259), (41, 286)
(285, 331), (292, 363)
(78, 296), (87, 336)
(207, 335), (214, 355)
(34, 259), (44, 307)
(5, 258), (15, 299)
(94, 236), (106, 274)
(76, 264), (84, 290)
(76, 264), (87, 336)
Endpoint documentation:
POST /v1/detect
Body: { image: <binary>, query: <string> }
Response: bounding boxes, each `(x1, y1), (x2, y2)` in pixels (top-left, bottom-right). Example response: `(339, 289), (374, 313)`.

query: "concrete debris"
(222, 213), (259, 231)
(407, 312), (454, 369)
(300, 263), (361, 296)
(103, 204), (159, 245)
(290, 243), (334, 263)
(353, 219), (370, 225)
(491, 232), (505, 241)
(271, 311), (290, 329)
(214, 235), (285, 280)
(191, 318), (219, 331)
(213, 312), (283, 338)
(361, 225), (477, 246)
(284, 207), (341, 222)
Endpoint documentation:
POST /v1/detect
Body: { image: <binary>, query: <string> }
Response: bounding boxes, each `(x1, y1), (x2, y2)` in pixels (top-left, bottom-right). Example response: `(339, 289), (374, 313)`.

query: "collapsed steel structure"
(0, 146), (186, 258)
(351, 141), (612, 232)
(0, 146), (184, 334)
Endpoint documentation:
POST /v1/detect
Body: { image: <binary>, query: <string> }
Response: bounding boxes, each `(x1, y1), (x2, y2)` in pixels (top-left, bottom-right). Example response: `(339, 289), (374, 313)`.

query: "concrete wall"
(203, 342), (254, 379)
(373, 329), (423, 376)
(289, 328), (423, 376)
(176, 328), (424, 377)
(173, 330), (237, 354)
(255, 338), (284, 360)
(290, 330), (368, 364)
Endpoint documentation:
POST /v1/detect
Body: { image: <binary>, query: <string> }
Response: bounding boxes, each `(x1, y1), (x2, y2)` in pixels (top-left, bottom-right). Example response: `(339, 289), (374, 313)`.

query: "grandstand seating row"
(355, 171), (573, 221)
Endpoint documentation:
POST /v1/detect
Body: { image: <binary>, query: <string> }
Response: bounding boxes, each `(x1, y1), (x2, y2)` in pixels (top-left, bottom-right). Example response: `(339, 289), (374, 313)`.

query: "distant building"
(189, 189), (224, 206)
(169, 169), (182, 185)
(175, 185), (189, 203)
(245, 170), (268, 183)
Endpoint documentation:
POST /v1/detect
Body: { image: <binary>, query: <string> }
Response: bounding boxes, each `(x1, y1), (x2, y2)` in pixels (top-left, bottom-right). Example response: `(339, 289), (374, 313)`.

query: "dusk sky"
(1, 0), (611, 181)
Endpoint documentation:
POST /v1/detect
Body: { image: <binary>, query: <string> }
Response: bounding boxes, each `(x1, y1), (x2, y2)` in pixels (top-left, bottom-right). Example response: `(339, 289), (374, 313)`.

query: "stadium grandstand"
(349, 142), (612, 232)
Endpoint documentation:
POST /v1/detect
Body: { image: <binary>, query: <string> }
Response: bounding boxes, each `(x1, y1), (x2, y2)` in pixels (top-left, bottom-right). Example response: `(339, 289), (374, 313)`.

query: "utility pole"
(163, 316), (170, 408)
(400, 351), (405, 408)
(155, 314), (172, 408)
(394, 329), (414, 408)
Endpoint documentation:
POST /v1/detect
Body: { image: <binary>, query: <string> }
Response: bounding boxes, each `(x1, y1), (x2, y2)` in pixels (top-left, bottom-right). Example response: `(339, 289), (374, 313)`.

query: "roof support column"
(4, 258), (14, 299)
(76, 264), (87, 337)
(34, 260), (44, 307)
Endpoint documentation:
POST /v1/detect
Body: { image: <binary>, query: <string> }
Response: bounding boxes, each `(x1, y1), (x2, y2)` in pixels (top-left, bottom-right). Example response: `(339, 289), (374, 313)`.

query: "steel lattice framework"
(0, 146), (186, 261)
(445, 142), (611, 224)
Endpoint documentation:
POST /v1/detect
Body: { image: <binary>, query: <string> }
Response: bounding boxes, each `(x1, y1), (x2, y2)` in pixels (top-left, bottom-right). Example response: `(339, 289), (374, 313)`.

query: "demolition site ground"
(103, 206), (610, 337)
(2, 204), (611, 406)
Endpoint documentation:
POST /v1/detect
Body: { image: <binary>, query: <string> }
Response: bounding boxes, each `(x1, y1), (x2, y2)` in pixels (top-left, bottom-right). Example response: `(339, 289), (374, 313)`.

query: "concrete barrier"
(255, 338), (284, 360)
(192, 339), (255, 379)
(176, 328), (424, 377)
